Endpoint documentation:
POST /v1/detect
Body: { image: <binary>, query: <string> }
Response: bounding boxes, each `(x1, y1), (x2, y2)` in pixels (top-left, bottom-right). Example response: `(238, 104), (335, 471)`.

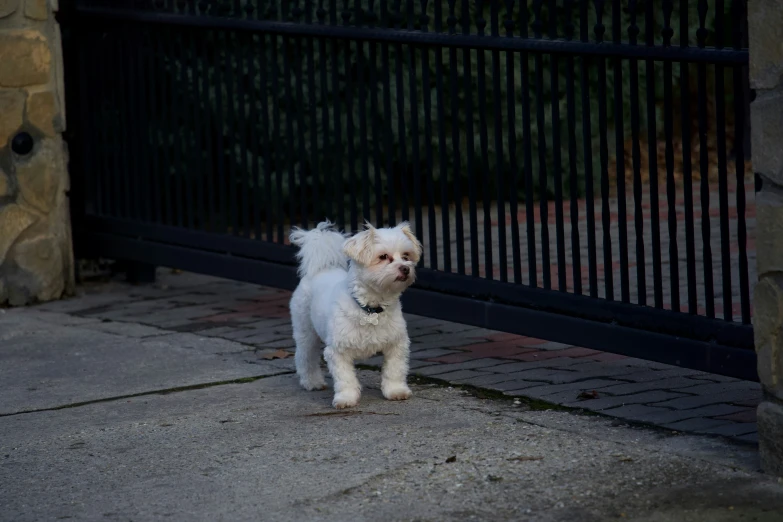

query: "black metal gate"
(60, 0), (756, 380)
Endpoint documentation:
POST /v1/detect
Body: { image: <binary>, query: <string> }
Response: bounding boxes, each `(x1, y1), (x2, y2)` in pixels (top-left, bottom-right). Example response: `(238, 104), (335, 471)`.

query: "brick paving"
(38, 270), (760, 445)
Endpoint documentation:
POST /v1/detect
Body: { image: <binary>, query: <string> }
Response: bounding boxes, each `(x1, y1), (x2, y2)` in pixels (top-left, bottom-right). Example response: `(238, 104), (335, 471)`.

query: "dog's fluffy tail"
(289, 220), (348, 279)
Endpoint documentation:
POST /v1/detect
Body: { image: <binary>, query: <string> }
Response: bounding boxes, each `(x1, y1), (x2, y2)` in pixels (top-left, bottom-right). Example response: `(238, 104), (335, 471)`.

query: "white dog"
(288, 220), (422, 409)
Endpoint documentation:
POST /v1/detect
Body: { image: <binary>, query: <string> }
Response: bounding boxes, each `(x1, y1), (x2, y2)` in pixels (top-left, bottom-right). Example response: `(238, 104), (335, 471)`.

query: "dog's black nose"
(399, 266), (410, 276)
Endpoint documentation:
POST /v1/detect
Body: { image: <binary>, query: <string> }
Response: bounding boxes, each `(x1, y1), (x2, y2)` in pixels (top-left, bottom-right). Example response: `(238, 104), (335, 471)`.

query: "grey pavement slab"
(0, 311), (285, 415)
(2, 370), (782, 522)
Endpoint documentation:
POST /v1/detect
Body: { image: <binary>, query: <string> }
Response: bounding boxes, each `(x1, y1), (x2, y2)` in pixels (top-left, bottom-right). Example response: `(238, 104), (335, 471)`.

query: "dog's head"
(343, 222), (422, 294)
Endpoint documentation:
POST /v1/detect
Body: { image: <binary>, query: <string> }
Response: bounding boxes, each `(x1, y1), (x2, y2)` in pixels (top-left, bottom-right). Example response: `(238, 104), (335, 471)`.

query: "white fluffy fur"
(289, 220), (422, 409)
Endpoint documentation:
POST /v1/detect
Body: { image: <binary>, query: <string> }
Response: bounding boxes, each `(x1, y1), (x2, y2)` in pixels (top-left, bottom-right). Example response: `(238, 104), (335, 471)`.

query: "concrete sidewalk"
(1, 272), (781, 521)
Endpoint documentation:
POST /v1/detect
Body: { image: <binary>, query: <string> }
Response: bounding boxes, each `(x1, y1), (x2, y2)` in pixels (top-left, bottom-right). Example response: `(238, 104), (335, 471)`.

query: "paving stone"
(533, 342), (574, 351)
(599, 404), (676, 423)
(413, 364), (491, 377)
(663, 418), (736, 432)
(229, 332), (288, 345)
(409, 332), (485, 348)
(423, 369), (491, 382)
(713, 409), (757, 423)
(736, 432), (759, 444)
(517, 379), (624, 401)
(651, 390), (764, 410)
(486, 379), (550, 392)
(666, 381), (762, 396)
(633, 404), (750, 425)
(419, 358), (508, 372)
(596, 377), (705, 396)
(409, 348), (461, 360)
(257, 339), (297, 349)
(409, 359), (441, 369)
(407, 340), (485, 352)
(697, 422), (758, 437)
(601, 368), (702, 383)
(452, 373), (518, 387)
(489, 358), (585, 374)
(83, 321), (167, 338)
(564, 390), (689, 411)
(503, 368), (585, 385)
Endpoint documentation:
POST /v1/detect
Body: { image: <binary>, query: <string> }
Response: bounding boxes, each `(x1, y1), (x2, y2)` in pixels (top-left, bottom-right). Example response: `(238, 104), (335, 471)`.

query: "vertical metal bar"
(307, 2), (321, 226)
(505, 0), (521, 285)
(520, 3), (537, 287)
(548, 0), (565, 293)
(594, 0), (613, 300)
(235, 15), (252, 237)
(246, 27), (261, 239)
(223, 19), (240, 236)
(611, 0), (629, 303)
(259, 32), (274, 242)
(732, 0), (750, 324)
(419, 0), (438, 268)
(393, 1), (409, 224)
(490, 1), (507, 282)
(463, 0), (479, 277)
(448, 0), (464, 274)
(715, 0), (732, 321)
(381, 1), (397, 226)
(563, 0), (581, 294)
(317, 2), (332, 222)
(343, 2), (359, 233)
(126, 29), (145, 222)
(180, 28), (197, 230)
(282, 33), (298, 237)
(476, 3), (494, 280)
(696, 0), (715, 318)
(628, 0), (646, 305)
(434, 0), (452, 272)
(115, 29), (131, 221)
(533, 1), (550, 289)
(680, 2), (698, 314)
(662, 0), (680, 312)
(367, 2), (384, 225)
(408, 40), (424, 258)
(645, 0), (663, 308)
(213, 27), (229, 234)
(579, 0), (597, 297)
(270, 31), (285, 242)
(184, 10), (205, 231)
(330, 1), (345, 229)
(358, 35), (372, 225)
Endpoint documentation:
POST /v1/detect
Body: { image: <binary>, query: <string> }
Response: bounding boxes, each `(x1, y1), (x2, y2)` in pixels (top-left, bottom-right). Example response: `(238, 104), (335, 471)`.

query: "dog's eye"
(402, 253), (410, 261)
(379, 254), (388, 260)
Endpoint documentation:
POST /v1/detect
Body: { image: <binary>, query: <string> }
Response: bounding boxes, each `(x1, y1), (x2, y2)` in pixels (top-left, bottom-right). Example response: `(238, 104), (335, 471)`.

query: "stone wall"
(750, 0), (783, 476)
(0, 0), (73, 305)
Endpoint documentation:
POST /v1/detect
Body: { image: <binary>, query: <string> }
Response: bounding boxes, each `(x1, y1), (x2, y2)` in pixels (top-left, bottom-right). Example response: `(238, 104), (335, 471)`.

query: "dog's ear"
(343, 228), (376, 266)
(396, 222), (423, 262)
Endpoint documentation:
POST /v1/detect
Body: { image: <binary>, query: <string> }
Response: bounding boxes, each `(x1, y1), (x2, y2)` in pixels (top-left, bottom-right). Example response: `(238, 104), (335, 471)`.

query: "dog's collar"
(352, 294), (384, 315)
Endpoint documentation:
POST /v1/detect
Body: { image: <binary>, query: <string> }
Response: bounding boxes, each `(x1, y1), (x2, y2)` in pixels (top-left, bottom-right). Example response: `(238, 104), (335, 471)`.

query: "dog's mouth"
(395, 274), (410, 282)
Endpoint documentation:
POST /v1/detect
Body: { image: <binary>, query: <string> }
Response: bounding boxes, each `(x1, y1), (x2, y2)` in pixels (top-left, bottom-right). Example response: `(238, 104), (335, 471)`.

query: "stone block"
(749, 0), (783, 90)
(0, 168), (10, 197)
(0, 203), (36, 261)
(15, 141), (62, 213)
(0, 88), (25, 147)
(25, 89), (57, 136)
(24, 0), (46, 20)
(11, 233), (65, 302)
(0, 0), (19, 18)
(751, 88), (783, 186)
(0, 30), (51, 88)
(756, 190), (783, 276)
(753, 275), (783, 395)
(758, 400), (783, 477)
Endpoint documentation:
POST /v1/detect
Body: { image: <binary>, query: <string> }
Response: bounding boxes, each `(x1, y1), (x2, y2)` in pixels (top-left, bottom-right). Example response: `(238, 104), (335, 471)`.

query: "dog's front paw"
(332, 391), (360, 409)
(382, 384), (412, 401)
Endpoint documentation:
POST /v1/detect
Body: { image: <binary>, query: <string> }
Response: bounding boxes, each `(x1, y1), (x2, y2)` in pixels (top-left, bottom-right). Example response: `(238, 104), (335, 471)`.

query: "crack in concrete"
(0, 371), (295, 418)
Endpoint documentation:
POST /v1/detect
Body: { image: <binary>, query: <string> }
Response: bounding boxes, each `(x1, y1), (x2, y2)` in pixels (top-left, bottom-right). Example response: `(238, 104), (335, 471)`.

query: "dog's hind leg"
(293, 322), (326, 391)
(291, 291), (327, 391)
